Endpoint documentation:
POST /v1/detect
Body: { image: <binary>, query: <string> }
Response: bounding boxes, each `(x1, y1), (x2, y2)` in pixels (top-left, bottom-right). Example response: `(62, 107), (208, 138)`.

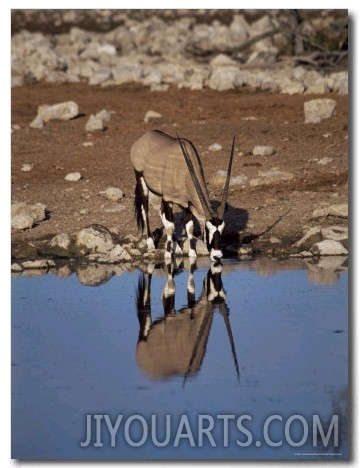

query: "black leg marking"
(160, 200), (175, 257)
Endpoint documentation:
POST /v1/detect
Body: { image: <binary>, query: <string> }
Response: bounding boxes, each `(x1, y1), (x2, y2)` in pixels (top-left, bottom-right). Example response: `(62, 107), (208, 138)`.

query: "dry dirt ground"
(11, 83), (348, 258)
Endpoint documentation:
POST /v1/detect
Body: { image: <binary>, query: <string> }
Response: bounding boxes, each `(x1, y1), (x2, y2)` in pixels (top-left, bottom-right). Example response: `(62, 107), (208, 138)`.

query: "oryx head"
(177, 134), (235, 262)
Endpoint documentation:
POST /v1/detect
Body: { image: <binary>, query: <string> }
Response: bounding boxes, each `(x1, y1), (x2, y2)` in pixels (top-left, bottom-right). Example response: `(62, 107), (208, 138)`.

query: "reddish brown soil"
(11, 83), (348, 257)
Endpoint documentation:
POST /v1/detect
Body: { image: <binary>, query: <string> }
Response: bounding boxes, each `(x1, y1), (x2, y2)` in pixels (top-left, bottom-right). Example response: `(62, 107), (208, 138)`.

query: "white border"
(3, 2), (361, 468)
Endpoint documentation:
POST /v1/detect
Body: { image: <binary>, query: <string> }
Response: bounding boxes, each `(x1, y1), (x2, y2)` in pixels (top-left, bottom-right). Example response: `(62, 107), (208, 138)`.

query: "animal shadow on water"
(135, 259), (240, 384)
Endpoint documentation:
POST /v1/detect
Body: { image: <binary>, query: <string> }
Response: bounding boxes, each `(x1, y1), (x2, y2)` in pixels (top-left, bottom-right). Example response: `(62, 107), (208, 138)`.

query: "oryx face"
(205, 218), (225, 261)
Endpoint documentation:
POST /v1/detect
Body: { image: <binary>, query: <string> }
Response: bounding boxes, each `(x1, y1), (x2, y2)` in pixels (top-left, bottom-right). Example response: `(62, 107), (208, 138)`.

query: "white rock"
(85, 109), (111, 132)
(11, 262), (24, 272)
(144, 110), (162, 123)
(210, 54), (239, 67)
(252, 145), (275, 156)
(21, 259), (56, 269)
(85, 115), (104, 132)
(269, 236), (282, 244)
(321, 226), (348, 242)
(112, 63), (143, 85)
(65, 172), (82, 182)
(208, 143), (223, 152)
(76, 225), (115, 255)
(328, 203), (348, 218)
(11, 202), (47, 230)
(279, 77), (305, 95)
(11, 214), (34, 230)
(304, 99), (337, 124)
(293, 226), (322, 249)
(108, 244), (132, 263)
(89, 69), (112, 85)
(230, 175), (248, 186)
(99, 187), (124, 201)
(312, 203), (348, 219)
(310, 239), (348, 256)
(249, 169), (294, 187)
(142, 67), (162, 86)
(317, 157), (333, 165)
(37, 101), (79, 122)
(49, 233), (72, 250)
(97, 44), (117, 56)
(21, 163), (33, 172)
(29, 115), (44, 129)
(207, 66), (240, 91)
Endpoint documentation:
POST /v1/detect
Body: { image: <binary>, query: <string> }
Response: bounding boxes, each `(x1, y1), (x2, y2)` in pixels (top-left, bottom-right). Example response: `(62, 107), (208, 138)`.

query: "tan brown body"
(131, 130), (209, 224)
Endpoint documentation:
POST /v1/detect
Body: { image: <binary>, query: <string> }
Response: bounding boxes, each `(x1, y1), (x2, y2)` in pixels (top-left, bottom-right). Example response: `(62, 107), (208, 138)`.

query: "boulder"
(310, 239), (348, 256)
(75, 225), (116, 255)
(11, 202), (47, 230)
(304, 98), (337, 123)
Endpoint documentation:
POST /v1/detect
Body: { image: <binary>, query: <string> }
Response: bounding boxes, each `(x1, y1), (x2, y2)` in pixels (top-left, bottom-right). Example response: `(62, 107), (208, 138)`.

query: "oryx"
(131, 130), (235, 262)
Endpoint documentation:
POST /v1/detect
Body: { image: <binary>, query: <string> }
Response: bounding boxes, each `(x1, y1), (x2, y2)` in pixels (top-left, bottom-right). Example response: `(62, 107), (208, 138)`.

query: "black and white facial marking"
(204, 262), (226, 303)
(205, 218), (225, 261)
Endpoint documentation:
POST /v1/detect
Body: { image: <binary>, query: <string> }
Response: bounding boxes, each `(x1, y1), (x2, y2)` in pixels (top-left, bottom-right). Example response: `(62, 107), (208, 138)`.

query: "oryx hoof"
(188, 249), (197, 258)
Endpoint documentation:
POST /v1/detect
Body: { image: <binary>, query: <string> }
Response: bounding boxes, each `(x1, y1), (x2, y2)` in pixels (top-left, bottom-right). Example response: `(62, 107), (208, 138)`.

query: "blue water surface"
(11, 258), (348, 460)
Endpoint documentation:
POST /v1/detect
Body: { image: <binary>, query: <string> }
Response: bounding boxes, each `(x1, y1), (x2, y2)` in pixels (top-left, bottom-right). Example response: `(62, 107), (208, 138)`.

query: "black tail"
(134, 170), (145, 233)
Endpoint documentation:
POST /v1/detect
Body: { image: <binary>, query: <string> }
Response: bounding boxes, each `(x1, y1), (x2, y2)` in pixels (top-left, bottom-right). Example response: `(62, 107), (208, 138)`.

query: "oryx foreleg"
(185, 210), (197, 258)
(160, 200), (175, 259)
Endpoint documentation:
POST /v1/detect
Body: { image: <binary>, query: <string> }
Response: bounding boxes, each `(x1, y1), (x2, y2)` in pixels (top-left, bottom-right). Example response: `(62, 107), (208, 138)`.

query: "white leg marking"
(186, 220), (194, 239)
(187, 274), (195, 295)
(163, 278), (175, 297)
(140, 177), (149, 197)
(161, 213), (175, 256)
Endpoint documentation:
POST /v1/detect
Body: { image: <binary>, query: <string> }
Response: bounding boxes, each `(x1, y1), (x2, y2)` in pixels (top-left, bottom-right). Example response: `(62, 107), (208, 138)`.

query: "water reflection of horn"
(183, 263), (240, 386)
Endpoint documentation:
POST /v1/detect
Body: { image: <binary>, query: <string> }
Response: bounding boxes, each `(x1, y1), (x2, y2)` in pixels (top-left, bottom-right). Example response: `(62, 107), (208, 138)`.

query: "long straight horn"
(217, 136), (235, 219)
(177, 134), (214, 219)
(220, 303), (240, 381)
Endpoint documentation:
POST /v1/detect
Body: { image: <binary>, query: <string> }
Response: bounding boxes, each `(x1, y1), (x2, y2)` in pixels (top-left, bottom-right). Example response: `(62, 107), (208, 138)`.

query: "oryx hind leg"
(134, 170), (155, 250)
(160, 200), (175, 258)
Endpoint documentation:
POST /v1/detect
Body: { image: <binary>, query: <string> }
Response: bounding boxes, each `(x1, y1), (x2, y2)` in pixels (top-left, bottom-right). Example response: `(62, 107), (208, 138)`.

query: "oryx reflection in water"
(135, 260), (240, 383)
